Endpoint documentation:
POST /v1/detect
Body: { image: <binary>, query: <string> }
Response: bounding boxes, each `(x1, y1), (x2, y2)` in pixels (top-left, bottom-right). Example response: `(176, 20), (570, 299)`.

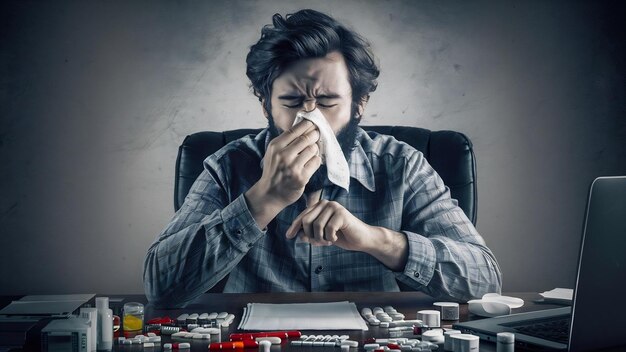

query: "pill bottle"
(123, 302), (144, 338)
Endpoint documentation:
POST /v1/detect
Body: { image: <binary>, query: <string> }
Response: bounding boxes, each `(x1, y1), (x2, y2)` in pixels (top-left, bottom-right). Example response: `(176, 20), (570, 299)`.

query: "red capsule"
(387, 343), (401, 350)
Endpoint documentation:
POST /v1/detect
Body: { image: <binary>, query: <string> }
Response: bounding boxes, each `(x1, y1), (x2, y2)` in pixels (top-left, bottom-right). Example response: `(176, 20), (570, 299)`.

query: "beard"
(267, 109), (360, 193)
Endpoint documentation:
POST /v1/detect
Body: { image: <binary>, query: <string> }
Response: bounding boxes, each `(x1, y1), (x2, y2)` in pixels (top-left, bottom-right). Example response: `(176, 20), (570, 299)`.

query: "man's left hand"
(285, 200), (371, 251)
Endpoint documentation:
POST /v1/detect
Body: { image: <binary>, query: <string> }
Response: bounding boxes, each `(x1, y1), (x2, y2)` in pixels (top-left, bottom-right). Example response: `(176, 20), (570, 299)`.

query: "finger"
(272, 119), (315, 149)
(301, 154), (322, 179)
(313, 204), (335, 243)
(299, 201), (328, 242)
(286, 201), (322, 239)
(293, 143), (320, 169)
(324, 212), (345, 243)
(284, 128), (320, 156)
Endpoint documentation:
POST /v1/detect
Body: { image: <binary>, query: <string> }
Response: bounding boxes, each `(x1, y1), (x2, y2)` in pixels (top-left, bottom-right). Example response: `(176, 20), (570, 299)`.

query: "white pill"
(401, 346), (412, 351)
(416, 310), (441, 328)
(122, 339), (133, 345)
(376, 339), (389, 344)
(364, 343), (380, 350)
(256, 337), (281, 345)
(339, 335), (350, 341)
(143, 342), (155, 348)
(361, 308), (373, 316)
(324, 341), (337, 347)
(380, 322), (390, 328)
(373, 307), (384, 314)
(171, 332), (186, 338)
(341, 345), (350, 352)
(207, 312), (218, 320)
(422, 330), (444, 344)
(149, 336), (161, 342)
(199, 312), (210, 320)
(384, 306), (395, 312)
(117, 337), (126, 342)
(380, 316), (394, 322)
(259, 340), (272, 352)
(217, 312), (228, 319)
(341, 340), (359, 348)
(391, 313), (406, 320)
(368, 317), (381, 325)
(178, 342), (191, 348)
(390, 320), (424, 327)
(163, 343), (172, 349)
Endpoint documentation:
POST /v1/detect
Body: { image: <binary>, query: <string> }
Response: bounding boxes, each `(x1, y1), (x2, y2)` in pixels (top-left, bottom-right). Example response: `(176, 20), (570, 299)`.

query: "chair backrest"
(175, 126), (477, 225)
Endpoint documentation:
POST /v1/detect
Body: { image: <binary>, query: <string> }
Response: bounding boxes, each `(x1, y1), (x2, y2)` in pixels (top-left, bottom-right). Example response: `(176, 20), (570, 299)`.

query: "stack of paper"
(539, 288), (573, 304)
(238, 301), (368, 331)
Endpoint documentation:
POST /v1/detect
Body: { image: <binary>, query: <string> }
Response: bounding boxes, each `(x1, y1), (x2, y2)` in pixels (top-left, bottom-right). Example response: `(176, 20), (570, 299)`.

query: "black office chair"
(175, 126), (477, 222)
(174, 126), (477, 292)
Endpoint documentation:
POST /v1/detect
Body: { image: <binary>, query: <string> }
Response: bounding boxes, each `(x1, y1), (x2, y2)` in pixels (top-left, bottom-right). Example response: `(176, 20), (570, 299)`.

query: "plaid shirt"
(144, 128), (502, 307)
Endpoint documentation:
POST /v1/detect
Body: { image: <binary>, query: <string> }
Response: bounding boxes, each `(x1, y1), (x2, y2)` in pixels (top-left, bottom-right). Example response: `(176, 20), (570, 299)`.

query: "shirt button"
(236, 229), (243, 235)
(413, 271), (420, 278)
(315, 266), (323, 274)
(247, 243), (254, 248)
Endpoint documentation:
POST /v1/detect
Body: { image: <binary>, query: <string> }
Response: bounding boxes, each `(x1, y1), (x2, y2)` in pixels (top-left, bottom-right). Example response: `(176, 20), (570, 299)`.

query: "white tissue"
(293, 109), (350, 191)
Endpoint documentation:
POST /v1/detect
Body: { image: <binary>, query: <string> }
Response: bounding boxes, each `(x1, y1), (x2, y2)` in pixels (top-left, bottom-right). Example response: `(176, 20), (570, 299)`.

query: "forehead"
(272, 52), (351, 95)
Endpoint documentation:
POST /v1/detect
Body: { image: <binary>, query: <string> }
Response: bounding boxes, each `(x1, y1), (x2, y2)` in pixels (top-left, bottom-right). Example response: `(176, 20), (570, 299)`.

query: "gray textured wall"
(1, 1), (625, 296)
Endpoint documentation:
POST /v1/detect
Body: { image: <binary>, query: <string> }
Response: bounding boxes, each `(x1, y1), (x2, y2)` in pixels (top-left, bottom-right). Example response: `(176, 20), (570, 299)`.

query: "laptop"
(453, 176), (626, 351)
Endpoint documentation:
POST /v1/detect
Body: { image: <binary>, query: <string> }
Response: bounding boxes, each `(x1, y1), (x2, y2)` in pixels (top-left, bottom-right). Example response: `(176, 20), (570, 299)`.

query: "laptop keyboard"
(507, 317), (571, 344)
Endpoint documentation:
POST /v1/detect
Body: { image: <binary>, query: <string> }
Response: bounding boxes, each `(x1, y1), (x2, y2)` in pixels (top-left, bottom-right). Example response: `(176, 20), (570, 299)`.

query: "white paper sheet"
(238, 301), (368, 331)
(539, 288), (573, 304)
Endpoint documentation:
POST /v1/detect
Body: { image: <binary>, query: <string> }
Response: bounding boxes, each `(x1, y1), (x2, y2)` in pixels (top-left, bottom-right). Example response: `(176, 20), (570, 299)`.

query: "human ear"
(261, 98), (269, 119)
(357, 95), (370, 118)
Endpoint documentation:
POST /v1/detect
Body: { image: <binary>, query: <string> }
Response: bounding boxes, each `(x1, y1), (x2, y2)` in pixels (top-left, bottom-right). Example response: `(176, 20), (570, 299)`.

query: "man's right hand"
(244, 119), (321, 229)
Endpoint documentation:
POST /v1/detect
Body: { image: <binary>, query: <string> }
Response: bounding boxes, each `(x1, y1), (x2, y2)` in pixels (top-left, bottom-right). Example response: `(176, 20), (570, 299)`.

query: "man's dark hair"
(246, 9), (380, 121)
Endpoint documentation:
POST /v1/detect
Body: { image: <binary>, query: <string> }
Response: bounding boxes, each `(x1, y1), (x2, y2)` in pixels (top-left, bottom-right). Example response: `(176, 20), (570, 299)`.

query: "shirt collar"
(258, 127), (376, 192)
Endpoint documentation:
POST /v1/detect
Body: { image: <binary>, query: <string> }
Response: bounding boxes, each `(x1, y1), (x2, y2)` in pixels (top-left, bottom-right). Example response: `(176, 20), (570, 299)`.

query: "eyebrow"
(277, 93), (342, 100)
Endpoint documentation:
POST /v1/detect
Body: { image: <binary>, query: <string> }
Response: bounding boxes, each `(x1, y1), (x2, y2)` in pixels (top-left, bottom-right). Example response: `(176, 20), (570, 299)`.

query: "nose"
(302, 99), (316, 112)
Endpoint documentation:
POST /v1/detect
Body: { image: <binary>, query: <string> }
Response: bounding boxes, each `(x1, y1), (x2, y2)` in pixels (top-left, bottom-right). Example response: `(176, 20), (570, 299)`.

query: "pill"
(341, 340), (359, 348)
(259, 340), (271, 352)
(364, 343), (381, 350)
(178, 343), (191, 349)
(384, 306), (395, 312)
(368, 317), (381, 325)
(373, 307), (384, 314)
(217, 312), (228, 319)
(380, 316), (393, 322)
(176, 314), (189, 324)
(401, 346), (412, 351)
(362, 308), (373, 316)
(375, 339), (389, 344)
(416, 310), (440, 328)
(163, 343), (172, 349)
(143, 342), (155, 348)
(122, 339), (133, 345)
(117, 337), (126, 342)
(339, 335), (350, 341)
(256, 337), (282, 344)
(149, 336), (161, 342)
(388, 344), (401, 350)
(341, 345), (350, 352)
(208, 312), (218, 320)
(291, 340), (303, 346)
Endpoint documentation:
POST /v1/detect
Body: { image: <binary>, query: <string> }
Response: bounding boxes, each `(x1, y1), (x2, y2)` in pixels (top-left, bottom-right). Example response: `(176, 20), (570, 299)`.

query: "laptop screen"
(569, 176), (626, 351)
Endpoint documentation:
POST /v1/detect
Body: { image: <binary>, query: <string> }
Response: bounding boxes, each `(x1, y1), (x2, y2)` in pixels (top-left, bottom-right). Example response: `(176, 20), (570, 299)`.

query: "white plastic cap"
(95, 297), (109, 309)
(497, 332), (515, 343)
